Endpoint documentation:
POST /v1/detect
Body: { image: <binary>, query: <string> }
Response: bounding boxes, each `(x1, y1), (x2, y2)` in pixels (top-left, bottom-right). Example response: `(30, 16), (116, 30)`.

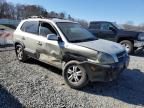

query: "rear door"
(20, 21), (40, 57)
(88, 22), (101, 37)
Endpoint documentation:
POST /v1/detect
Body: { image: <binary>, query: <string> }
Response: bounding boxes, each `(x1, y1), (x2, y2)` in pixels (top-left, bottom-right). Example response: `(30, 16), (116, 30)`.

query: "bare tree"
(76, 19), (88, 28)
(122, 23), (144, 32)
(59, 12), (66, 19)
(0, 0), (90, 29)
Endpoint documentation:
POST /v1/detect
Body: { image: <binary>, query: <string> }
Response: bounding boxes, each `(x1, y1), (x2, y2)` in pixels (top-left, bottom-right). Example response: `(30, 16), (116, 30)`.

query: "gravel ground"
(0, 46), (144, 108)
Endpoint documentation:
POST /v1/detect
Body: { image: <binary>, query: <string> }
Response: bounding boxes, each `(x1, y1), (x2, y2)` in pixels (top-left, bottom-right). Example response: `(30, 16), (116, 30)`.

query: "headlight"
(88, 52), (115, 64)
(138, 33), (144, 41)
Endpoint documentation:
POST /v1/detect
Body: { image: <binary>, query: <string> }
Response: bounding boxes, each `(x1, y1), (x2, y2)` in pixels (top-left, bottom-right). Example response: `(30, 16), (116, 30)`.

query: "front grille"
(117, 51), (126, 62)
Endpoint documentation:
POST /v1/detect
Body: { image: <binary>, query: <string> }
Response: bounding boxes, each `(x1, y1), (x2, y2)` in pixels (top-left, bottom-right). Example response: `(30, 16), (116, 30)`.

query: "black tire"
(120, 40), (134, 54)
(15, 44), (28, 62)
(63, 60), (89, 89)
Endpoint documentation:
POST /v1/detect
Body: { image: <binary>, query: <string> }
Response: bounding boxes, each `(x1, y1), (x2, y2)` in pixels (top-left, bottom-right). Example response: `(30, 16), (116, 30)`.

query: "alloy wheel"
(67, 65), (83, 84)
(16, 45), (23, 60)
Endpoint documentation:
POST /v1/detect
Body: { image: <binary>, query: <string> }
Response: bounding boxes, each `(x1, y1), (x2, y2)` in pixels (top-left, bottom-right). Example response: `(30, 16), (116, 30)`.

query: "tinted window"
(100, 23), (114, 31)
(89, 22), (100, 29)
(21, 21), (39, 34)
(39, 22), (57, 37)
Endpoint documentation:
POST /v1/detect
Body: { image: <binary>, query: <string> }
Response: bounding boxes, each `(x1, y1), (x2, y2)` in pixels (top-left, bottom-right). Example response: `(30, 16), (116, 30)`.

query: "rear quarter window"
(21, 21), (39, 35)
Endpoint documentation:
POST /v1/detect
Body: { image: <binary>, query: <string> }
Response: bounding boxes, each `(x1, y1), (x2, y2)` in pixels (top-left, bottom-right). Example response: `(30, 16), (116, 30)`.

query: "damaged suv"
(13, 18), (129, 89)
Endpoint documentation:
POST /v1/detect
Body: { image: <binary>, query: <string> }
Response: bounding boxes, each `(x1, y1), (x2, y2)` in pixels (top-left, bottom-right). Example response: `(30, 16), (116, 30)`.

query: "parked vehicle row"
(13, 18), (130, 89)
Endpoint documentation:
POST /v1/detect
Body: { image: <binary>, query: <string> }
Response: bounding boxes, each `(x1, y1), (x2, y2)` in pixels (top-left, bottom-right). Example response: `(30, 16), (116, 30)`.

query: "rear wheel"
(15, 44), (28, 62)
(63, 61), (89, 89)
(120, 40), (134, 54)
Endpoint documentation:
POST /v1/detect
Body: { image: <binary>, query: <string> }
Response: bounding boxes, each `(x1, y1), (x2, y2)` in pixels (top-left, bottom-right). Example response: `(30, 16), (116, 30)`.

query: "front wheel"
(120, 40), (134, 54)
(63, 61), (89, 89)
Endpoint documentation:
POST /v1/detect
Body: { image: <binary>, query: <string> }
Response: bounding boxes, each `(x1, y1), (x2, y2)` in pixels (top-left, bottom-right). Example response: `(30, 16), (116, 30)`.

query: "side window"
(21, 21), (39, 34)
(89, 23), (100, 29)
(100, 23), (113, 31)
(39, 22), (57, 37)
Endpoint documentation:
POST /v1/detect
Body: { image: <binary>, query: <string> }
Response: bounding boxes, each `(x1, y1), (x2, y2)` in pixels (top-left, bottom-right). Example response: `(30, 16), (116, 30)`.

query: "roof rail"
(27, 16), (65, 20)
(28, 16), (44, 19)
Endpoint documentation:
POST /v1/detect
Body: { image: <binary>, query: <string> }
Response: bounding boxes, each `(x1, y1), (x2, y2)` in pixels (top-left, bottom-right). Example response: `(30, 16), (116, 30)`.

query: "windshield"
(56, 22), (97, 42)
(112, 22), (124, 29)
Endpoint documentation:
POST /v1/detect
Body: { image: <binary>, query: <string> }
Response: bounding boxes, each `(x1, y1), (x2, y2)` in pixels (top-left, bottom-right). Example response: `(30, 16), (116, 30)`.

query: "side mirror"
(109, 27), (115, 31)
(47, 34), (58, 41)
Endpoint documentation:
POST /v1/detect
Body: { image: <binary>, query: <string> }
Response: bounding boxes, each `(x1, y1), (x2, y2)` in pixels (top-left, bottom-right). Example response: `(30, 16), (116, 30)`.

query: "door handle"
(22, 37), (25, 40)
(36, 41), (42, 45)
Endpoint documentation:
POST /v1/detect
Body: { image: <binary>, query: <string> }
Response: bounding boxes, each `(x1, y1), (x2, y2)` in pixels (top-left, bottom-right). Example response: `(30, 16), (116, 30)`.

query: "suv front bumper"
(80, 57), (129, 82)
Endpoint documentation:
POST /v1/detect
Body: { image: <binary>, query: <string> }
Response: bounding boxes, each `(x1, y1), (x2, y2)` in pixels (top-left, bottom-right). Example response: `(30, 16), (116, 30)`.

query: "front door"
(37, 21), (62, 68)
(98, 22), (116, 41)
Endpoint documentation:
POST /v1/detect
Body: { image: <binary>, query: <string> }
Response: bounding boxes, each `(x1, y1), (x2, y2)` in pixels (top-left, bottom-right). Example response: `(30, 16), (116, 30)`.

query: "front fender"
(62, 52), (87, 63)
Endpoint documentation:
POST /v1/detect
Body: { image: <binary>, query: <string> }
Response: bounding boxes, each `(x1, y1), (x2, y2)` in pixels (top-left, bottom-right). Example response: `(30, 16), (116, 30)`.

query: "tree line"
(0, 0), (88, 27)
(122, 23), (144, 31)
(0, 0), (144, 31)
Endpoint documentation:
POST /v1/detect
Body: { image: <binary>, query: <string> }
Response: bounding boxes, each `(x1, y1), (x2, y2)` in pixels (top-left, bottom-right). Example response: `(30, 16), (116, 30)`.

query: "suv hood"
(75, 39), (125, 55)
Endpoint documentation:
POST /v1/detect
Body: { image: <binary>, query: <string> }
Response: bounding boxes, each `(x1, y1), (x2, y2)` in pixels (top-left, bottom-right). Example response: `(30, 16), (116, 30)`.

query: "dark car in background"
(89, 21), (144, 54)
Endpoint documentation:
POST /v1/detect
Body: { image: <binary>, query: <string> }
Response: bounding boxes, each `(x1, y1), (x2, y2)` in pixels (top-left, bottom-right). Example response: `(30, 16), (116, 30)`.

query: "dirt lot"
(0, 47), (144, 108)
